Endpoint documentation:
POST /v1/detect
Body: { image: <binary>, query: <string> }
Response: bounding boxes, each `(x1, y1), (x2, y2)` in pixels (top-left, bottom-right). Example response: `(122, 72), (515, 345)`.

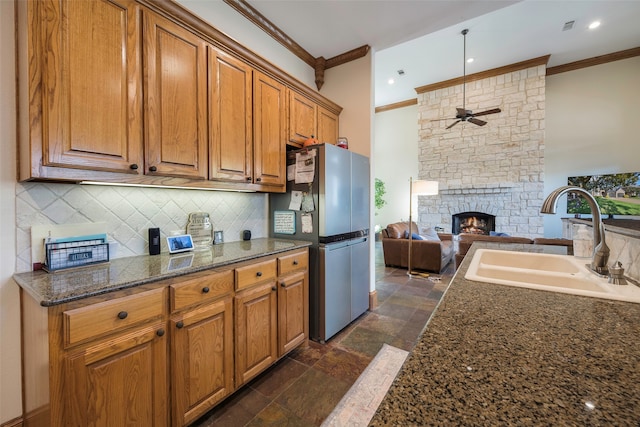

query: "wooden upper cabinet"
(143, 12), (208, 180)
(209, 48), (253, 183)
(317, 106), (339, 145)
(253, 72), (287, 189)
(38, 0), (143, 173)
(288, 90), (317, 145)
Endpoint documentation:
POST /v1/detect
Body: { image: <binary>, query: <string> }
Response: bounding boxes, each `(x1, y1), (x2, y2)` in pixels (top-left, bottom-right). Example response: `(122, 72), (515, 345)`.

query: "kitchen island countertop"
(13, 238), (311, 306)
(370, 243), (640, 425)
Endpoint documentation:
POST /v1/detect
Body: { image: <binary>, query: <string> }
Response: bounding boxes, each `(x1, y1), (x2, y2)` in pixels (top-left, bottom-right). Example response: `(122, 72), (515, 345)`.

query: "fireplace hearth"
(452, 212), (496, 235)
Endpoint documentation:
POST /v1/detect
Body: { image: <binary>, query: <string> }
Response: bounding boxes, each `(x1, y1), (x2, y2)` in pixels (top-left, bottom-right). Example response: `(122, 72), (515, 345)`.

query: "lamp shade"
(412, 180), (438, 196)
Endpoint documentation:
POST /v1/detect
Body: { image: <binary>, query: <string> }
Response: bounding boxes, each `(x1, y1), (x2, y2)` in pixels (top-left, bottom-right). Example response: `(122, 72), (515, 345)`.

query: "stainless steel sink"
(465, 249), (640, 303)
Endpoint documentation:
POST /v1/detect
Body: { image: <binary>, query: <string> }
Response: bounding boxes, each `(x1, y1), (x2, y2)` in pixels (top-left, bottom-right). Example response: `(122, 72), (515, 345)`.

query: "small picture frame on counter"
(167, 234), (194, 254)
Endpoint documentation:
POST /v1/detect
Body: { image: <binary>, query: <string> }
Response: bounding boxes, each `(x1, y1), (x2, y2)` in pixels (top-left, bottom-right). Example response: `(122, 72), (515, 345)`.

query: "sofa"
(455, 233), (573, 269)
(381, 222), (454, 273)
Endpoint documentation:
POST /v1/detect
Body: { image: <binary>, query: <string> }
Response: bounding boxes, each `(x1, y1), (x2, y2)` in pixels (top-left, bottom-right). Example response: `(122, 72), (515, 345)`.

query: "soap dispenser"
(572, 224), (593, 259)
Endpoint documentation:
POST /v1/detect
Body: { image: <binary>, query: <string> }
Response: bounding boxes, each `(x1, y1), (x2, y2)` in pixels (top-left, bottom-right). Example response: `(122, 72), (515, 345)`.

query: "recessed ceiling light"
(589, 20), (601, 29)
(466, 58), (474, 64)
(388, 78), (395, 85)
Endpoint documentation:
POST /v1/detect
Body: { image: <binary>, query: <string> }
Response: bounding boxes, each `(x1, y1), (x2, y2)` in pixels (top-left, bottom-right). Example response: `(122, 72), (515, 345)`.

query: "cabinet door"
(171, 297), (233, 426)
(317, 106), (339, 145)
(209, 48), (253, 183)
(288, 90), (317, 145)
(64, 322), (168, 426)
(143, 12), (207, 179)
(278, 270), (308, 356)
(253, 71), (287, 188)
(235, 282), (278, 386)
(42, 0), (143, 173)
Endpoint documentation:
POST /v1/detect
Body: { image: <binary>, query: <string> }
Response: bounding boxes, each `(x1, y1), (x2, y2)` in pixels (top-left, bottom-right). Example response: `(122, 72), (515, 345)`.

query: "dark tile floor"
(190, 242), (454, 426)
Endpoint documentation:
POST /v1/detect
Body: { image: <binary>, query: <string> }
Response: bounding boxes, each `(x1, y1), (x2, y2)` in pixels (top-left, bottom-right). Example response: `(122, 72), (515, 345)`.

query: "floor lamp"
(407, 178), (439, 277)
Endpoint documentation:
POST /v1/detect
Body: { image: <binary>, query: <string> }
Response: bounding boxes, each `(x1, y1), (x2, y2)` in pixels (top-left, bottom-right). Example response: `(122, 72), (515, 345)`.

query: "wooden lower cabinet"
(235, 281), (279, 386)
(63, 321), (169, 426)
(278, 270), (308, 355)
(20, 248), (308, 427)
(171, 297), (234, 426)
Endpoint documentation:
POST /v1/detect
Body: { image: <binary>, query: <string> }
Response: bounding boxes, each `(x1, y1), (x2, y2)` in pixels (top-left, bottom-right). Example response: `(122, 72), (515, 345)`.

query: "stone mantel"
(439, 183), (518, 196)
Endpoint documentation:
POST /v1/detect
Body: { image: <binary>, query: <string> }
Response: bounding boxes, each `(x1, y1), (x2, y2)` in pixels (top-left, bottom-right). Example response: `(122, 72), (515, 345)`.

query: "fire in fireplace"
(452, 212), (496, 235)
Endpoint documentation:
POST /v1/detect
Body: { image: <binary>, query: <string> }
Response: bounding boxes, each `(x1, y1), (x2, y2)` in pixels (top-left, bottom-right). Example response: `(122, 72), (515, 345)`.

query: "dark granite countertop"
(13, 238), (311, 306)
(371, 243), (640, 426)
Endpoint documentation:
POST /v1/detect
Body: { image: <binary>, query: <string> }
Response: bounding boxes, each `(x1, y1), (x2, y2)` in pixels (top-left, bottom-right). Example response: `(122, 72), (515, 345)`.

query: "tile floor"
(190, 242), (455, 426)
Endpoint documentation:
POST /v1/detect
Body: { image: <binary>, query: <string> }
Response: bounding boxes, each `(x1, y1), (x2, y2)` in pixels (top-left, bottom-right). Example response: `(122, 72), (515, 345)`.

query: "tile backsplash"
(16, 182), (268, 273)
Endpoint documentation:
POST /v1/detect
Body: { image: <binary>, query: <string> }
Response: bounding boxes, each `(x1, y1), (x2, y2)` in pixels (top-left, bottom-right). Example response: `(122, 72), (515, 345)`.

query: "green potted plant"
(374, 178), (387, 241)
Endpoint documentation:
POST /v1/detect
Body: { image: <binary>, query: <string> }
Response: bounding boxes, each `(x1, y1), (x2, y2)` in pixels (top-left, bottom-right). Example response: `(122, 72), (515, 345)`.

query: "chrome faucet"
(541, 186), (610, 276)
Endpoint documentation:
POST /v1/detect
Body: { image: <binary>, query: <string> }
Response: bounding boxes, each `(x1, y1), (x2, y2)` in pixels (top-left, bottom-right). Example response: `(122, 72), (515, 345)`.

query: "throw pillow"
(404, 231), (423, 240)
(420, 227), (441, 241)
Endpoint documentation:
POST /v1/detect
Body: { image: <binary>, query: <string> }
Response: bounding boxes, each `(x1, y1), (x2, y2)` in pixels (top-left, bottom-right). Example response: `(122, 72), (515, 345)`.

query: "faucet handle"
(608, 261), (627, 286)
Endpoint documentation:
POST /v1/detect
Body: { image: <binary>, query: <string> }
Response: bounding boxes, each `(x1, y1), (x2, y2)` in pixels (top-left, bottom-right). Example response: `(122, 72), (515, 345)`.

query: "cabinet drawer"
(63, 287), (165, 347)
(170, 269), (233, 312)
(278, 250), (308, 276)
(235, 259), (277, 291)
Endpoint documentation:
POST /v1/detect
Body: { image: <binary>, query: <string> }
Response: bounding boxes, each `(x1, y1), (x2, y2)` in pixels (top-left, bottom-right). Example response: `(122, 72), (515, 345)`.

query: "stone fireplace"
(452, 211), (495, 235)
(415, 58), (548, 239)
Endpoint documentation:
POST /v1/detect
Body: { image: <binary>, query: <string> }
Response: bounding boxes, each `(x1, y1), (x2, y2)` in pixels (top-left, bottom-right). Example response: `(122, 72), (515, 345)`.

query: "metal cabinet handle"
(130, 164), (138, 170)
(256, 271), (262, 277)
(256, 177), (261, 182)
(280, 282), (286, 287)
(149, 166), (157, 172)
(156, 329), (165, 337)
(271, 286), (277, 291)
(176, 321), (184, 329)
(202, 287), (210, 293)
(117, 311), (128, 320)
(293, 260), (298, 265)
(246, 177), (252, 181)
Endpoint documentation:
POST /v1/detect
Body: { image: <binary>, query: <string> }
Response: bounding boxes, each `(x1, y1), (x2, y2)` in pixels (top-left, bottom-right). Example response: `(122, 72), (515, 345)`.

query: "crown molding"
(546, 46), (640, 76)
(223, 0), (316, 67)
(223, 0), (369, 90)
(375, 99), (417, 114)
(415, 55), (551, 95)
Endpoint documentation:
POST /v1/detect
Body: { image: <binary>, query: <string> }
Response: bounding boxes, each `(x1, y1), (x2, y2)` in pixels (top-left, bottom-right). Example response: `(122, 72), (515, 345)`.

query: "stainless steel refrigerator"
(269, 144), (370, 342)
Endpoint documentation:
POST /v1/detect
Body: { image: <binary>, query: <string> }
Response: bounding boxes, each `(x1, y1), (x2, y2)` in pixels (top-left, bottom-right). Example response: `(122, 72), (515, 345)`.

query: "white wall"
(373, 104), (419, 229)
(544, 56), (640, 237)
(1, 1), (21, 422)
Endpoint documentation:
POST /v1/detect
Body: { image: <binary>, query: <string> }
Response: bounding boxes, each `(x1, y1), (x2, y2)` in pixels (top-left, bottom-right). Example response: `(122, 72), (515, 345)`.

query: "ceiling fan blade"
(446, 120), (461, 129)
(471, 108), (501, 117)
(468, 118), (487, 126)
(431, 117), (457, 122)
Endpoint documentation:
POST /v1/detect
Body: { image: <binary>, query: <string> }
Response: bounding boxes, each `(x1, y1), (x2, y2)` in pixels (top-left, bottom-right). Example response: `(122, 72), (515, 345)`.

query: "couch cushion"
(386, 223), (406, 239)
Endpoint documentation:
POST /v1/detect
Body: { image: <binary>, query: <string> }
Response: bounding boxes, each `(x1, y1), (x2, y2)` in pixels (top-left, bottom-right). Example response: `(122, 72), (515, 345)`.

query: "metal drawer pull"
(117, 311), (128, 320)
(271, 286), (277, 291)
(293, 260), (298, 265)
(202, 287), (210, 293)
(176, 321), (184, 329)
(256, 271), (262, 277)
(156, 329), (165, 337)
(281, 282), (286, 287)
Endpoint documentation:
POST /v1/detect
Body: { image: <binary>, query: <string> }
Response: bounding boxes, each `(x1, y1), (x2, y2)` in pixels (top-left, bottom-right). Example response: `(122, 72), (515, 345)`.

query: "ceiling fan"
(437, 29), (501, 130)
